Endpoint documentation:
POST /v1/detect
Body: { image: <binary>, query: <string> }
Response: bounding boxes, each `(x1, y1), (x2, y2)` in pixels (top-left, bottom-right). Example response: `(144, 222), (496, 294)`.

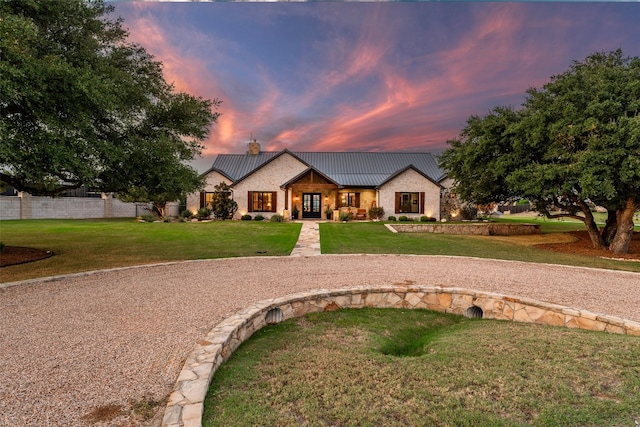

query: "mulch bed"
(1, 231), (638, 268)
(535, 230), (640, 261)
(0, 246), (53, 267)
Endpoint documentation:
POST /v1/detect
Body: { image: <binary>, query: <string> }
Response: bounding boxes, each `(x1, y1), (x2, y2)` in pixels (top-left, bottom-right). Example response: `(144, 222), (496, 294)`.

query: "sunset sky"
(112, 2), (640, 172)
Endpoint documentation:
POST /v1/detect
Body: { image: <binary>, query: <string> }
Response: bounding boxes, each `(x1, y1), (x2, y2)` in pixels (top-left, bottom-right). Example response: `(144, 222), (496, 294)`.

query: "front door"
(302, 193), (321, 218)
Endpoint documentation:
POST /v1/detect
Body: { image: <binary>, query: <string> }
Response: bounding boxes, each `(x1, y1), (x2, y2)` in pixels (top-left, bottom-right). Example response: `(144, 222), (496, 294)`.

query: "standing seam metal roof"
(211, 151), (446, 187)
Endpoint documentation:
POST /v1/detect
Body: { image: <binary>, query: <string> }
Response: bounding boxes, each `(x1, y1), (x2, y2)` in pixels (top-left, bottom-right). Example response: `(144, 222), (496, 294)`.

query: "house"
(187, 140), (449, 221)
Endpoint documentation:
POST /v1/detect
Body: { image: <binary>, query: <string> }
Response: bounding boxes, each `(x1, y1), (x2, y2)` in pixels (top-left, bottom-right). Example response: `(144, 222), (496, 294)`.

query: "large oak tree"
(0, 0), (219, 206)
(440, 50), (640, 254)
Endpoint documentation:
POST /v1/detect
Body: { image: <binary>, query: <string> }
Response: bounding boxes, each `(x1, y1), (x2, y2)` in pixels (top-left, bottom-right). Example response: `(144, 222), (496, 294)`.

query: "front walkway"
(289, 220), (322, 257)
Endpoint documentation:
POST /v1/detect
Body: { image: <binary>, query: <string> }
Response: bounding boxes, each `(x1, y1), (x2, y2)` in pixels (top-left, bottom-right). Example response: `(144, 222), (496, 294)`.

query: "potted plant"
(291, 205), (299, 220)
(324, 205), (333, 220)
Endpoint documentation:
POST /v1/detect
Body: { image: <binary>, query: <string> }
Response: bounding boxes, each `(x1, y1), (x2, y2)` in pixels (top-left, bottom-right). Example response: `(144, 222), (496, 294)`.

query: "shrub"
(461, 204), (478, 221)
(254, 215), (264, 221)
(179, 209), (193, 219)
(140, 214), (157, 222)
(398, 215), (410, 222)
(368, 206), (385, 220)
(0, 241), (5, 252)
(241, 214), (252, 221)
(387, 215), (397, 221)
(420, 216), (436, 222)
(270, 214), (284, 222)
(339, 211), (353, 222)
(197, 207), (212, 220)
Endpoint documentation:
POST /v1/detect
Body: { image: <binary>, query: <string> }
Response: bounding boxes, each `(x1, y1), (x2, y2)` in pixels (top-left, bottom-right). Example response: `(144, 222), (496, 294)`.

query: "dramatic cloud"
(114, 2), (640, 171)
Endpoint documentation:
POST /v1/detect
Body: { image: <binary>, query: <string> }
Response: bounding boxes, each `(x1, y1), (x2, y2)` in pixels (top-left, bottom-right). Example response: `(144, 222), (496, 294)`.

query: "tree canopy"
(0, 0), (219, 202)
(440, 50), (640, 254)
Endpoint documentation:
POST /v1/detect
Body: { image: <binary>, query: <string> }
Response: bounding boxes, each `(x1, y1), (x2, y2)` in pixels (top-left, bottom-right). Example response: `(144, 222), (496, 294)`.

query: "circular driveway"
(1, 255), (638, 426)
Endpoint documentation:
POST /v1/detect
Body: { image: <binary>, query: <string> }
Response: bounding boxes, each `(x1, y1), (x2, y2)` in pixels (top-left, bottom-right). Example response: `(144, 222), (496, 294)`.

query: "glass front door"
(302, 193), (321, 218)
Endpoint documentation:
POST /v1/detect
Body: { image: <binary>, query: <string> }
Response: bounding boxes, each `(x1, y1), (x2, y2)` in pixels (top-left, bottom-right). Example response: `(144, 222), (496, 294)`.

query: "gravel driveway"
(1, 255), (638, 426)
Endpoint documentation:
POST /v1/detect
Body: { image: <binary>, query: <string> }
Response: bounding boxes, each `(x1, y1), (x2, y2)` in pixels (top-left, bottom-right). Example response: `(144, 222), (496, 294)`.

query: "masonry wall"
(378, 169), (441, 220)
(232, 154), (308, 219)
(185, 172), (231, 214)
(0, 194), (151, 220)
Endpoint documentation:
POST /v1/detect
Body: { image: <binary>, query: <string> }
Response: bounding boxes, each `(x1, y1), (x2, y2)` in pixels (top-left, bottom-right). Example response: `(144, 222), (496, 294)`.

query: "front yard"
(0, 219), (301, 282)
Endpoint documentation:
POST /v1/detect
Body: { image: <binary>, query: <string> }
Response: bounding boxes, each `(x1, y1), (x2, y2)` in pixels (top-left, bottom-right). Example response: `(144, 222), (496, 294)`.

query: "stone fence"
(162, 285), (640, 427)
(388, 222), (541, 236)
(0, 193), (179, 220)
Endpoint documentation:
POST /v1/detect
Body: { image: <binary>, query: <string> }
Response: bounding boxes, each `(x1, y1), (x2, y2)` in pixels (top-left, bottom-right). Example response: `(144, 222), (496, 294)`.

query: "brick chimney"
(247, 139), (260, 155)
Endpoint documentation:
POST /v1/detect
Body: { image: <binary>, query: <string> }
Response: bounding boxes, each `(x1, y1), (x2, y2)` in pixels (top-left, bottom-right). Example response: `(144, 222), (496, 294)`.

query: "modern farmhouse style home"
(187, 140), (450, 221)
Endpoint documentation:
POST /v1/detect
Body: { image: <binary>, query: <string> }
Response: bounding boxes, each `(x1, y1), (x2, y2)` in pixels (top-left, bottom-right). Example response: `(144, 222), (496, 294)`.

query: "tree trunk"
(577, 200), (607, 249)
(601, 210), (617, 245)
(609, 197), (638, 254)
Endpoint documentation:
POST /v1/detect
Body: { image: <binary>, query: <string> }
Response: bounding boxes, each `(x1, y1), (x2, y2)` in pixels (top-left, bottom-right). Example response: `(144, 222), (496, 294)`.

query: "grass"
(320, 221), (640, 273)
(0, 219), (301, 282)
(204, 308), (640, 427)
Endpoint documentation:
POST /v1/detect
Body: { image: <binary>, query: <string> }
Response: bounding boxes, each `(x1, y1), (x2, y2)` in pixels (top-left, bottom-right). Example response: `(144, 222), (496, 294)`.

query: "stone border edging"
(162, 285), (640, 427)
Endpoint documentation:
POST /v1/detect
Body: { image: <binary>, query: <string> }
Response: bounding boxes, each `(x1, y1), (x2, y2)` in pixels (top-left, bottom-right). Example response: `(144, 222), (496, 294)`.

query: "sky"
(111, 2), (640, 172)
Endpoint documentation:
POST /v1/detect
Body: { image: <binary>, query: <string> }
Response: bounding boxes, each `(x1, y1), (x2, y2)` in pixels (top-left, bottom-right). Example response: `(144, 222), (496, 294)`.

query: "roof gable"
(377, 164), (443, 189)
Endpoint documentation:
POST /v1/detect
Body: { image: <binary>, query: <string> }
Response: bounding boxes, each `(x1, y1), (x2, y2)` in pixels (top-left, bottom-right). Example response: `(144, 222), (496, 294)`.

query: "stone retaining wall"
(389, 223), (541, 236)
(162, 285), (640, 427)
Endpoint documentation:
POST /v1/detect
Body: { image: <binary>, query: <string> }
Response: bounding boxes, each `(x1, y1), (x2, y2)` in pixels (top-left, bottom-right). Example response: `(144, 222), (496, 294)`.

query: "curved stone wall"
(162, 285), (640, 427)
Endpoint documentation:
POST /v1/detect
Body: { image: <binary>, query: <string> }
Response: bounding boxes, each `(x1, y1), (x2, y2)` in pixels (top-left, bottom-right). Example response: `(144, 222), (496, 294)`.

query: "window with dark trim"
(395, 192), (425, 214)
(339, 192), (360, 208)
(248, 191), (277, 212)
(200, 192), (215, 208)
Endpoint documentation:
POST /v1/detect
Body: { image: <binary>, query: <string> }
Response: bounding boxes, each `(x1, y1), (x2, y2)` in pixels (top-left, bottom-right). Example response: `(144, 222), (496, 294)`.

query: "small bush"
(339, 211), (353, 222)
(270, 214), (284, 222)
(398, 215), (410, 222)
(241, 214), (252, 221)
(180, 209), (193, 219)
(368, 206), (385, 220)
(254, 215), (264, 221)
(461, 205), (478, 221)
(197, 207), (212, 220)
(387, 215), (397, 221)
(420, 216), (436, 222)
(0, 241), (5, 252)
(140, 214), (157, 222)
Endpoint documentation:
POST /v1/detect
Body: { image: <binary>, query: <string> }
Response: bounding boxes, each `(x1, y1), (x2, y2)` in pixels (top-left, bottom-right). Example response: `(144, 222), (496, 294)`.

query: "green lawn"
(0, 219), (301, 282)
(2, 216), (638, 282)
(204, 308), (640, 427)
(320, 221), (640, 273)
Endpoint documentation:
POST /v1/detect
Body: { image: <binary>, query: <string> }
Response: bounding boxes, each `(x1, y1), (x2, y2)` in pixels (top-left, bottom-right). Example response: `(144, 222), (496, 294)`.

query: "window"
(205, 192), (214, 208)
(248, 191), (277, 212)
(200, 192), (215, 208)
(395, 192), (425, 214)
(339, 192), (360, 208)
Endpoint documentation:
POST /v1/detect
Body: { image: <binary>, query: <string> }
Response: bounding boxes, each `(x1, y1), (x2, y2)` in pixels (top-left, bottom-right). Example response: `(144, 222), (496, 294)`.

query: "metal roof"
(209, 151), (446, 187)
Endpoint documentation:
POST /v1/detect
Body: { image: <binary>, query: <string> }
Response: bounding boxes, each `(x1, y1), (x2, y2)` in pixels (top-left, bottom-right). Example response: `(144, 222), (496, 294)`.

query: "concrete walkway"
(289, 220), (323, 256)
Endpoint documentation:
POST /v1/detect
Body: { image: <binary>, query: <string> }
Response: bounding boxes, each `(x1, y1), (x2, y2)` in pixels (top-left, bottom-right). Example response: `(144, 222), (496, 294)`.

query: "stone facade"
(163, 285), (640, 427)
(233, 153), (308, 218)
(378, 168), (442, 220)
(185, 171), (231, 214)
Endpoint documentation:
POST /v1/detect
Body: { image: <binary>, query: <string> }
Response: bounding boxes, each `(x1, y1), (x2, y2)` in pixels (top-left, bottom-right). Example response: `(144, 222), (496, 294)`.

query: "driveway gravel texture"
(1, 255), (639, 426)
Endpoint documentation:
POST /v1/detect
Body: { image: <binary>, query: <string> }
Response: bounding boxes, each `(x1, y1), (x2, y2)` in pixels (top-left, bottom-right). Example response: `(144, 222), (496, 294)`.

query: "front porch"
(283, 169), (377, 220)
